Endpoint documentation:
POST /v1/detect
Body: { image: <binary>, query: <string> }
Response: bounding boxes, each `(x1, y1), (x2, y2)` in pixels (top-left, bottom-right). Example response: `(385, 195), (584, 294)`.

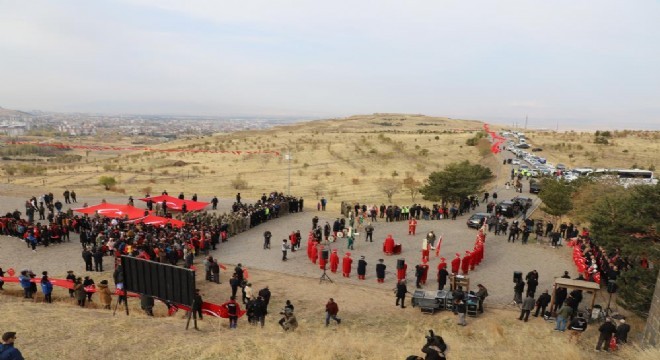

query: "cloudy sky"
(1, 0), (659, 129)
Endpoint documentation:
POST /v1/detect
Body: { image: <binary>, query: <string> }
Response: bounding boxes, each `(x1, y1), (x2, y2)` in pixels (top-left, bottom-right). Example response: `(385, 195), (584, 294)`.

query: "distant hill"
(0, 106), (31, 117)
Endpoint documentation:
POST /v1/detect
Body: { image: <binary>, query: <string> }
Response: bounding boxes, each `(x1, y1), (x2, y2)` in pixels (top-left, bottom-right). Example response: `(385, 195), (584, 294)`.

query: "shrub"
(99, 176), (117, 190)
(231, 175), (248, 190)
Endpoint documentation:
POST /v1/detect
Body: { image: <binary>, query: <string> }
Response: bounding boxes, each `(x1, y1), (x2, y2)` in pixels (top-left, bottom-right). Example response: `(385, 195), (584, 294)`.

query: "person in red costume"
(461, 251), (471, 275)
(397, 260), (407, 281)
(342, 252), (353, 277)
(408, 218), (417, 235)
(318, 245), (327, 270)
(329, 249), (339, 273)
(437, 257), (447, 271)
(383, 234), (395, 255)
(307, 237), (314, 260)
(289, 231), (297, 252)
(420, 259), (430, 285)
(311, 242), (318, 264)
(421, 238), (430, 262)
(451, 253), (461, 275)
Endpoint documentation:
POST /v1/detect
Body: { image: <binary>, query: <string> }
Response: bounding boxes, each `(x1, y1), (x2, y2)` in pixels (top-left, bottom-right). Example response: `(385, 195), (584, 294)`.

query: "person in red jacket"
(329, 249), (339, 273)
(325, 298), (341, 326)
(408, 218), (417, 235)
(451, 253), (461, 275)
(289, 232), (297, 252)
(397, 260), (407, 281)
(461, 251), (471, 275)
(342, 252), (353, 277)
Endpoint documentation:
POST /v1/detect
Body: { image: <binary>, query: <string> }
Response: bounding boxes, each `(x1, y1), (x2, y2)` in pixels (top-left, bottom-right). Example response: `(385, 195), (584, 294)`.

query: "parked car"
(529, 180), (542, 194)
(512, 196), (534, 209)
(496, 201), (518, 218)
(532, 147), (543, 152)
(516, 143), (531, 149)
(511, 159), (521, 165)
(467, 213), (490, 229)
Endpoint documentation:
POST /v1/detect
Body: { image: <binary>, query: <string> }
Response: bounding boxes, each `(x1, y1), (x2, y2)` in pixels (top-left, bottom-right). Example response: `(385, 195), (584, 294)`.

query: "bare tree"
(378, 178), (402, 203)
(402, 176), (423, 202)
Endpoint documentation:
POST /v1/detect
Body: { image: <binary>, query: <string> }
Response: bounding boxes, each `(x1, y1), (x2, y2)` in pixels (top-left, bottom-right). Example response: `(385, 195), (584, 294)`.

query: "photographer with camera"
(419, 330), (447, 359)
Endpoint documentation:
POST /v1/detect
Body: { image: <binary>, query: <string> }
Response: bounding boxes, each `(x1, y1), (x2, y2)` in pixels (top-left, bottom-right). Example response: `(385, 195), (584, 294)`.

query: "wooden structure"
(549, 277), (601, 312)
(449, 274), (470, 292)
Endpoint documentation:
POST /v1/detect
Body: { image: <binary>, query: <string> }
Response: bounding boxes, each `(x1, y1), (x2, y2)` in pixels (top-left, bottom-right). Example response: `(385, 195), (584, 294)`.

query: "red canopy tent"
(128, 215), (185, 228)
(140, 195), (209, 212)
(74, 203), (145, 220)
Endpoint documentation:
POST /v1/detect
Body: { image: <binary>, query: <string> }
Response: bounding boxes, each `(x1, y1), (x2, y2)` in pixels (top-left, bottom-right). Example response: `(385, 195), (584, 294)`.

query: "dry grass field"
(1, 268), (655, 360)
(1, 114), (490, 206)
(521, 130), (659, 170)
(2, 116), (658, 209)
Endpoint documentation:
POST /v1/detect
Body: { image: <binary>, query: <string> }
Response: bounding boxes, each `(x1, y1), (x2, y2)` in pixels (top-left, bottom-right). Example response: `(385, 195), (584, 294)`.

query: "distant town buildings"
(0, 106), (306, 139)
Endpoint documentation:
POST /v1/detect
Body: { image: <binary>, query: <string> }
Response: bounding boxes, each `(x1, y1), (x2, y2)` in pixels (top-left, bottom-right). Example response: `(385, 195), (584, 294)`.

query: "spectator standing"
(616, 319), (631, 345)
(596, 318), (617, 352)
(325, 298), (341, 326)
(0, 332), (24, 360)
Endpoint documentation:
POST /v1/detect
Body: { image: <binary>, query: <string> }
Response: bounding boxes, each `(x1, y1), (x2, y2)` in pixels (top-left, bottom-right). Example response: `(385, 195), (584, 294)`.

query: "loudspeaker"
(321, 249), (329, 260)
(513, 271), (522, 283)
(397, 259), (405, 269)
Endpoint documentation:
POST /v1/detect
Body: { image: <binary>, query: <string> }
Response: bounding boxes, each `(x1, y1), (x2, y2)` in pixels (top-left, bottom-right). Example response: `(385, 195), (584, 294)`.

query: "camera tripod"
(320, 266), (333, 284)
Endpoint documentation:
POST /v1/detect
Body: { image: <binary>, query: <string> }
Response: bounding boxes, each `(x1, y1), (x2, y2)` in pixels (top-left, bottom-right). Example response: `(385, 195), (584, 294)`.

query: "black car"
(496, 201), (518, 218)
(467, 213), (490, 229)
(529, 180), (541, 194)
(512, 196), (533, 208)
(532, 147), (543, 152)
(516, 143), (531, 149)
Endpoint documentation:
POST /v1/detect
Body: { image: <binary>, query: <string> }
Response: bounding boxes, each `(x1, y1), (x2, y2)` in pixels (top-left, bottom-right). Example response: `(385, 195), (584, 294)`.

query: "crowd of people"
(0, 180), (647, 357)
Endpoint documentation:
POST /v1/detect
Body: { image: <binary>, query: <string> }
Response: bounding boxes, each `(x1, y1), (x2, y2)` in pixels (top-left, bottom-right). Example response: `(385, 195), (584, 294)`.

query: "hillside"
(1, 268), (654, 360)
(0, 114), (491, 204)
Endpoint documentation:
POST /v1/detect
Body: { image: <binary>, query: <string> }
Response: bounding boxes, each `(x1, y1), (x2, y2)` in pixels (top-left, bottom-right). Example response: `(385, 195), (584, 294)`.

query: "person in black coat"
(82, 248), (93, 271)
(553, 286), (568, 312)
(616, 319), (631, 344)
(357, 256), (367, 280)
(258, 286), (271, 312)
(526, 277), (538, 297)
(596, 318), (617, 351)
(534, 290), (552, 317)
(229, 274), (240, 298)
(438, 267), (449, 291)
(376, 259), (386, 283)
(93, 248), (104, 272)
(192, 289), (203, 320)
(396, 280), (408, 308)
(82, 276), (95, 301)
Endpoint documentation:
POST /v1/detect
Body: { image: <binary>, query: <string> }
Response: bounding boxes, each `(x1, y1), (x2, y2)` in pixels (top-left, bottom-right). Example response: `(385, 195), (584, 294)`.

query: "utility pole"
(524, 115), (528, 130)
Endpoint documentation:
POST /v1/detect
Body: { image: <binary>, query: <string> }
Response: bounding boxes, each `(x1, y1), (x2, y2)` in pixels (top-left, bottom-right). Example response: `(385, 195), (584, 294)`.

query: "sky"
(1, 0), (659, 129)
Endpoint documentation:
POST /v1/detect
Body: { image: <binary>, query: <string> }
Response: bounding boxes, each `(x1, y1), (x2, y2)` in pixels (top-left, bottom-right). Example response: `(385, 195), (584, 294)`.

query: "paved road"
(0, 157), (575, 306)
